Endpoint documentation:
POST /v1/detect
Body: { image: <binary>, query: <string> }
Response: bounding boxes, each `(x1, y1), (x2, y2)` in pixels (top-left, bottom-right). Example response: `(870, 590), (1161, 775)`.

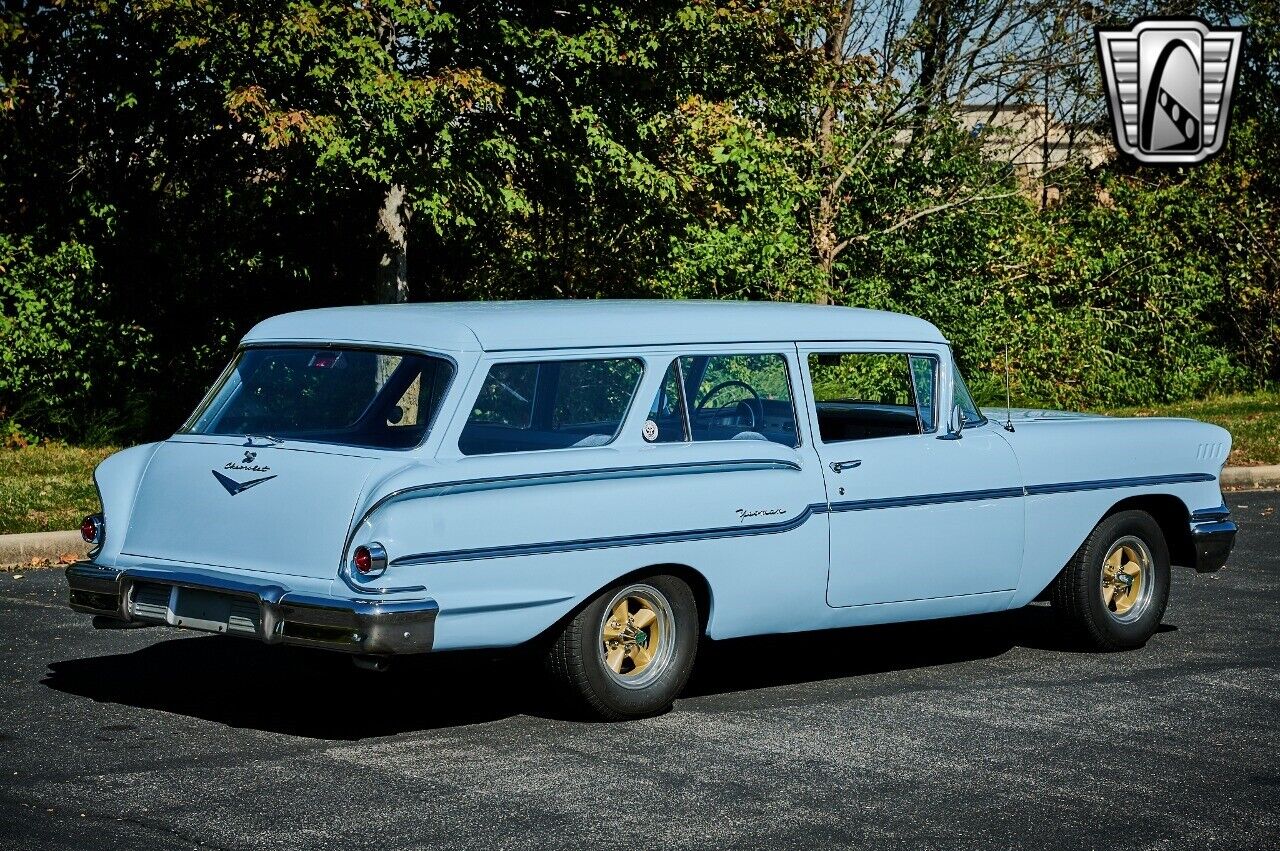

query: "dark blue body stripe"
(347, 457), (803, 556)
(393, 504), (826, 566)
(391, 471), (1216, 566)
(827, 486), (1025, 513)
(1024, 472), (1213, 495)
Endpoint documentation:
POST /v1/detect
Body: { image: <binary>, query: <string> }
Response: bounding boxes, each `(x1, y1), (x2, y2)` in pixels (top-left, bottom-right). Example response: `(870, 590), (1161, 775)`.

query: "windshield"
(182, 347), (454, 449)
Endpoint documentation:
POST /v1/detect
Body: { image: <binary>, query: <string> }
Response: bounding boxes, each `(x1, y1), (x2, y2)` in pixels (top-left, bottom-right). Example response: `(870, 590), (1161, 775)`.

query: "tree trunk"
(809, 1), (857, 305)
(376, 183), (410, 304)
(812, 101), (838, 305)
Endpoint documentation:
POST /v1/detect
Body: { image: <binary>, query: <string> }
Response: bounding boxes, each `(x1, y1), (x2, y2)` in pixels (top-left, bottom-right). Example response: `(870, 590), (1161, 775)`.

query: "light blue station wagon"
(67, 300), (1238, 719)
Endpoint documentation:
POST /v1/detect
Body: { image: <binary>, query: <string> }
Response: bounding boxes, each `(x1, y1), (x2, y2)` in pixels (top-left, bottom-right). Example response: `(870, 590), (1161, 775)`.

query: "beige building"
(957, 103), (1112, 202)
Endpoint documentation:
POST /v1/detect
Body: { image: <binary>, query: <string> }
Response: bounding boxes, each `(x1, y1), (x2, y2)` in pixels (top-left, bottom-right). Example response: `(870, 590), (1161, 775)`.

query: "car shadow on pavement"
(683, 604), (1175, 698)
(42, 637), (552, 739)
(41, 605), (1175, 738)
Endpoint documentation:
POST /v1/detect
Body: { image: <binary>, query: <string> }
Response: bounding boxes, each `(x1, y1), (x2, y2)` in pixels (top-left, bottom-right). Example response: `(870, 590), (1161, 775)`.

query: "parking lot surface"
(1, 491), (1277, 850)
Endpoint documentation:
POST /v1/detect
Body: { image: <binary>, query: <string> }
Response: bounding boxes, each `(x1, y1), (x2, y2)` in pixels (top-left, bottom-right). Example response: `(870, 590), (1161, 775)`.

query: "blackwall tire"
(1050, 509), (1171, 651)
(545, 574), (699, 720)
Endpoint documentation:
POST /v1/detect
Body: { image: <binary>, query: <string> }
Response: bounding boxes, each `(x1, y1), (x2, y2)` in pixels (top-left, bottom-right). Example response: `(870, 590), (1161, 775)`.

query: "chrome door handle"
(829, 459), (862, 473)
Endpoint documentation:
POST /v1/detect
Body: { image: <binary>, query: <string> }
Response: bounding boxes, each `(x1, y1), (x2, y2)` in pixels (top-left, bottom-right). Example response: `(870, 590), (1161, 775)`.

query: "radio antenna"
(1003, 345), (1016, 433)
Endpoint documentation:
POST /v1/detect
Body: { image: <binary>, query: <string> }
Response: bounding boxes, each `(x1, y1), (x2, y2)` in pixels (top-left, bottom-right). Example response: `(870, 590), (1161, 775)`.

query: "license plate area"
(172, 588), (234, 634)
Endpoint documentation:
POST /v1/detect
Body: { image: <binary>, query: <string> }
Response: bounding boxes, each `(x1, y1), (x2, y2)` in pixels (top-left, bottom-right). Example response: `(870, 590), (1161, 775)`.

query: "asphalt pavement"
(1, 492), (1277, 850)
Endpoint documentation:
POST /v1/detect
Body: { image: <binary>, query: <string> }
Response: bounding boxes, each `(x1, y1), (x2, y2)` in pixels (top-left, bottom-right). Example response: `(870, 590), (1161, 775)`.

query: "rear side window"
(677, 354), (799, 447)
(459, 358), (643, 455)
(643, 360), (690, 443)
(808, 352), (937, 442)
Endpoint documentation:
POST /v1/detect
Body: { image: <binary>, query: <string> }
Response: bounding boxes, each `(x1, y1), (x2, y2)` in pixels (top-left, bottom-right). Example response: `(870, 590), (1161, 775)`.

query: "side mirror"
(938, 403), (964, 441)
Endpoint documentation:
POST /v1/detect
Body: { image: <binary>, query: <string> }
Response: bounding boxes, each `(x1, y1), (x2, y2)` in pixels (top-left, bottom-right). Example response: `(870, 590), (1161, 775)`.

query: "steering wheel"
(694, 380), (762, 430)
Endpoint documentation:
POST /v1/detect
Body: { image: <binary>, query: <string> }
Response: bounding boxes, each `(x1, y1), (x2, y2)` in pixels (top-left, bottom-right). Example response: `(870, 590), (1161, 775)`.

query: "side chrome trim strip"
(393, 503), (829, 567)
(338, 568), (427, 596)
(1025, 472), (1214, 495)
(391, 471), (1216, 568)
(359, 458), (803, 523)
(827, 486), (1025, 513)
(344, 457), (803, 590)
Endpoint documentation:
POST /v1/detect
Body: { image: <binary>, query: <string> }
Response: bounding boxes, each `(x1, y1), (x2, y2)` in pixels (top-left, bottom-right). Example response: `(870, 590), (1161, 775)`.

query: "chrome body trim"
(393, 504), (827, 567)
(1024, 472), (1214, 495)
(353, 542), (388, 577)
(82, 513), (105, 546)
(1190, 503), (1231, 522)
(65, 561), (438, 655)
(341, 457), (805, 591)
(1188, 503), (1237, 573)
(391, 472), (1218, 567)
(337, 568), (427, 596)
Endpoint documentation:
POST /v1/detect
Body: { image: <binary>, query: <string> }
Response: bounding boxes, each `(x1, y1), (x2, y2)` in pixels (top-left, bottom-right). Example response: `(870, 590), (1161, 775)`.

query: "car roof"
(242, 300), (948, 352)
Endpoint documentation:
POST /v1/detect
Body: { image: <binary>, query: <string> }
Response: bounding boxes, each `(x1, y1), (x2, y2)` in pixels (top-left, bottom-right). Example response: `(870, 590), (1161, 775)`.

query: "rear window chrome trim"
(177, 343), (459, 453)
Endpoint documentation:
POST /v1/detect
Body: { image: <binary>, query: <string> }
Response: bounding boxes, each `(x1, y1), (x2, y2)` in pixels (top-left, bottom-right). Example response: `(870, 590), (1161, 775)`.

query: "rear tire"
(546, 574), (699, 720)
(1050, 509), (1170, 650)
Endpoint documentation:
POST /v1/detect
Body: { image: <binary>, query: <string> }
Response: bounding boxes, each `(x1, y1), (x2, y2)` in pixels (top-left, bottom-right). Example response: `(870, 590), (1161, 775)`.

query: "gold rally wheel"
(1051, 509), (1171, 651)
(1099, 536), (1156, 624)
(546, 574), (698, 720)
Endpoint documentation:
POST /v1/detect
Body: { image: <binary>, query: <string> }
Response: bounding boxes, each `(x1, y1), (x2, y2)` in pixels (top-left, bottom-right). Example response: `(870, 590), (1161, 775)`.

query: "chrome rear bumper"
(1189, 505), (1237, 574)
(66, 562), (437, 655)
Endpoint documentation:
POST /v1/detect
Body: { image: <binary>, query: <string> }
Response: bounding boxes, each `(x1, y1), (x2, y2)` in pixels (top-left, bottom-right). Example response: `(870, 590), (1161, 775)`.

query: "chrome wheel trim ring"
(1100, 535), (1156, 625)
(598, 583), (677, 690)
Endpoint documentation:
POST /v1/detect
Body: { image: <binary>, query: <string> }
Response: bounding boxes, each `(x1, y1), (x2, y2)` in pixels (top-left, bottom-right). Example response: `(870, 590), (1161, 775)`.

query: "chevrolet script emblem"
(212, 469), (277, 496)
(1096, 18), (1244, 164)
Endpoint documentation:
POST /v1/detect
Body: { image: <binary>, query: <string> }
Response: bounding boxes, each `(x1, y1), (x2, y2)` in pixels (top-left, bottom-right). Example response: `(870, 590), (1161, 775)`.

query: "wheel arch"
(1034, 492), (1195, 602)
(532, 561), (714, 645)
(1100, 493), (1193, 568)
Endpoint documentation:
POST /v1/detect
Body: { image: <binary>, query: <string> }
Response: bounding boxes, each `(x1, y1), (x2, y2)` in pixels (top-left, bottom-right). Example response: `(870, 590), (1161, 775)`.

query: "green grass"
(1099, 391), (1280, 467)
(0, 444), (117, 535)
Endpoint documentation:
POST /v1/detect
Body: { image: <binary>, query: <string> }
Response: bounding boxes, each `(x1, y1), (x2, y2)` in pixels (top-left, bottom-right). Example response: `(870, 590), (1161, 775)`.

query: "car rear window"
(181, 347), (454, 449)
(459, 358), (643, 455)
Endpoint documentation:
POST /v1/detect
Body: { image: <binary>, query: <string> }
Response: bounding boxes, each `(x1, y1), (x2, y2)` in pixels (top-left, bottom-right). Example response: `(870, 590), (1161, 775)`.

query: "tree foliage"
(0, 0), (1275, 440)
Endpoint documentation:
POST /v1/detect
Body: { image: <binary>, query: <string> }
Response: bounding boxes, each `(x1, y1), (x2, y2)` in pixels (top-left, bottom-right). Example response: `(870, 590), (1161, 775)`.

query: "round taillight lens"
(351, 542), (388, 577)
(81, 513), (104, 545)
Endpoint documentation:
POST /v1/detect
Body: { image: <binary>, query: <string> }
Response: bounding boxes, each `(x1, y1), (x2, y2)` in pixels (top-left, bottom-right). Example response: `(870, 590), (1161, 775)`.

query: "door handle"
(829, 459), (862, 473)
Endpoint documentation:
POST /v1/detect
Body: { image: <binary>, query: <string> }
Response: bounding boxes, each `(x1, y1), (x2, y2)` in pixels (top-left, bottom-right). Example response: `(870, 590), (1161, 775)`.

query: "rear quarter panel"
(353, 442), (828, 650)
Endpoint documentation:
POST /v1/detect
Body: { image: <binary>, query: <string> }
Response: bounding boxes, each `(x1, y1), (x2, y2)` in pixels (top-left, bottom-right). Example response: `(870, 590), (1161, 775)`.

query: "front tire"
(1050, 509), (1171, 650)
(546, 575), (699, 720)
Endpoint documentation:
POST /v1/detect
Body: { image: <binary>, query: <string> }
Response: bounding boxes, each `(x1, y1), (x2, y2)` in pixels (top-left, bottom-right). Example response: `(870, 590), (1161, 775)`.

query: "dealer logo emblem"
(1096, 18), (1244, 164)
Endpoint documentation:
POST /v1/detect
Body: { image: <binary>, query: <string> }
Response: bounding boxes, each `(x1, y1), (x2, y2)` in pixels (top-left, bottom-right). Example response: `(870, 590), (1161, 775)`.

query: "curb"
(1221, 464), (1280, 490)
(3, 465), (1279, 566)
(0, 530), (88, 567)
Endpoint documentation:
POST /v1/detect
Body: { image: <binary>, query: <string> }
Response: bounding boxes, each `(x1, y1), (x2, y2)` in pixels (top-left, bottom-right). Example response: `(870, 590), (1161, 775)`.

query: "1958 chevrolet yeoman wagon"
(67, 301), (1238, 719)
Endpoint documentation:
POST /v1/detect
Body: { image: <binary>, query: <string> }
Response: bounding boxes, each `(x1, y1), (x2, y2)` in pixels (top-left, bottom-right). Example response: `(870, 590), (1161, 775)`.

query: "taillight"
(81, 513), (105, 545)
(352, 542), (387, 577)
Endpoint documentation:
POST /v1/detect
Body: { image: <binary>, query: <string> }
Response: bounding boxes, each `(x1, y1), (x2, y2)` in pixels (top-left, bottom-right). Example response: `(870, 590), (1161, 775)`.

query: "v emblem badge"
(212, 469), (277, 496)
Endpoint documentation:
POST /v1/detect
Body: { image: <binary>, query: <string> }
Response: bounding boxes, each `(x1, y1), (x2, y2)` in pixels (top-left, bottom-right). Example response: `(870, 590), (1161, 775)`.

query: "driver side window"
(674, 353), (799, 447)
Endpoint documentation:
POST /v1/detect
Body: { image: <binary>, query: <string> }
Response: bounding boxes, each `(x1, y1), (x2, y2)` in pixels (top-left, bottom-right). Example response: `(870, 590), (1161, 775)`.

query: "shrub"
(0, 233), (155, 441)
